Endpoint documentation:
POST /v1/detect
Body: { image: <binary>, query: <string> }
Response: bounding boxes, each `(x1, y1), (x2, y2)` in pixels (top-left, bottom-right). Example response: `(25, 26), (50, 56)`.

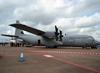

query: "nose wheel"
(83, 46), (98, 49)
(91, 47), (97, 49)
(91, 47), (96, 49)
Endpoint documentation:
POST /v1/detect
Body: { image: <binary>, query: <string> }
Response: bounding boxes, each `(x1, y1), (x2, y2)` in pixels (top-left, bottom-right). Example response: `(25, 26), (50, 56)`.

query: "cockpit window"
(89, 36), (94, 41)
(89, 36), (94, 39)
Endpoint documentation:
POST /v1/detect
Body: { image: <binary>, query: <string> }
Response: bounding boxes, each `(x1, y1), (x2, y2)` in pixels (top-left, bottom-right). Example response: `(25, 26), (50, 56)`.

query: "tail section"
(15, 28), (24, 36)
(15, 20), (24, 36)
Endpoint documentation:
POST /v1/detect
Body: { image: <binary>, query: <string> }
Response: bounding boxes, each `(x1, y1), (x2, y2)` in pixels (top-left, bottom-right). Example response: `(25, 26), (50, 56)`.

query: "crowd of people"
(10, 42), (26, 47)
(0, 43), (5, 46)
(0, 42), (29, 47)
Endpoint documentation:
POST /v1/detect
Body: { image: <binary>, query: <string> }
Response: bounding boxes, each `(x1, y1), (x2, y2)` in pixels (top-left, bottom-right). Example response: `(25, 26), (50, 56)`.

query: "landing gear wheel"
(53, 46), (57, 48)
(95, 47), (97, 49)
(46, 46), (48, 48)
(86, 47), (90, 49)
(82, 47), (85, 49)
(91, 46), (97, 49)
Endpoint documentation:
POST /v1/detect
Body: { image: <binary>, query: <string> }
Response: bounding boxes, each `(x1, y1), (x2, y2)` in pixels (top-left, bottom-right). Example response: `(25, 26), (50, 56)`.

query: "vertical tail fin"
(15, 20), (24, 36)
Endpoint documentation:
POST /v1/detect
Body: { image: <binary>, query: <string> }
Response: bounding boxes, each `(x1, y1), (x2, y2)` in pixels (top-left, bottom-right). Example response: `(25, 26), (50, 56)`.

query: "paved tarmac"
(0, 45), (100, 73)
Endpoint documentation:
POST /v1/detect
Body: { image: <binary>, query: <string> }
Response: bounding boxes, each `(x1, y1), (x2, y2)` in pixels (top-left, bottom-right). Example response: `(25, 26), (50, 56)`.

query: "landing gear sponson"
(46, 46), (57, 48)
(46, 45), (57, 48)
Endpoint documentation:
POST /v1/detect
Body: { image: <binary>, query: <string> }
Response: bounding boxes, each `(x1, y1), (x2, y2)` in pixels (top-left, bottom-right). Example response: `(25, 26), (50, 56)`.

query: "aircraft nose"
(95, 40), (99, 45)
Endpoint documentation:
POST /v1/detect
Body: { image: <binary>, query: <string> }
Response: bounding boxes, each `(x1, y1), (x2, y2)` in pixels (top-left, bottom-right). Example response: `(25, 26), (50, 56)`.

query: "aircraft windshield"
(89, 36), (94, 41)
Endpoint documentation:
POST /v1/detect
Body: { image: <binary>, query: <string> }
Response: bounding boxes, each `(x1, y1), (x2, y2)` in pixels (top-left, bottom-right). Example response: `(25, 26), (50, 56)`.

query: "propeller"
(55, 25), (59, 41)
(59, 30), (63, 41)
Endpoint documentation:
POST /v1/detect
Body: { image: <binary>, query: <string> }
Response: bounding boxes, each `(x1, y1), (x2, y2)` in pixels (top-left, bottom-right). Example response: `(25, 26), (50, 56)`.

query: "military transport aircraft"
(1, 20), (99, 49)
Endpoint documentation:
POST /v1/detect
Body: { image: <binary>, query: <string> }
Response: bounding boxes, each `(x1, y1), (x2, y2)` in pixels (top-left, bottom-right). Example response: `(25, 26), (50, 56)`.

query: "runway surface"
(0, 45), (100, 73)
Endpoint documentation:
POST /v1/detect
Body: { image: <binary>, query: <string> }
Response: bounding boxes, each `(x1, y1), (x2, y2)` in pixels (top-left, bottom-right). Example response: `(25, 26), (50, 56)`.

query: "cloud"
(74, 12), (100, 28)
(67, 0), (100, 17)
(0, 0), (100, 42)
(12, 0), (100, 25)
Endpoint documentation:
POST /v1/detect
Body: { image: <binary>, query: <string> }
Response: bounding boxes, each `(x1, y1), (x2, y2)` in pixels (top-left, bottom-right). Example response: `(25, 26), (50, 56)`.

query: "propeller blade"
(55, 26), (57, 32)
(59, 30), (63, 42)
(55, 25), (59, 41)
(56, 36), (58, 41)
(60, 30), (62, 35)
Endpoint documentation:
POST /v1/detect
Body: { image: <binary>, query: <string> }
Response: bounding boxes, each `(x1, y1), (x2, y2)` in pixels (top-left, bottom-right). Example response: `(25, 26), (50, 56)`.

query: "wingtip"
(9, 24), (15, 27)
(1, 34), (3, 36)
(9, 24), (12, 26)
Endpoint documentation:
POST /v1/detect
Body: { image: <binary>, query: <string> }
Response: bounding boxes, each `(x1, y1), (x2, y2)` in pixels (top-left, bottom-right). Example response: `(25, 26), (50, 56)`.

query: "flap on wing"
(1, 34), (18, 38)
(10, 24), (45, 36)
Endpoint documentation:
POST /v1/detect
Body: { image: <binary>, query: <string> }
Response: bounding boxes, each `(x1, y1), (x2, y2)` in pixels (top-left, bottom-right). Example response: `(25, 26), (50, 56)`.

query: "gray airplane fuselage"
(62, 35), (99, 47)
(19, 34), (99, 47)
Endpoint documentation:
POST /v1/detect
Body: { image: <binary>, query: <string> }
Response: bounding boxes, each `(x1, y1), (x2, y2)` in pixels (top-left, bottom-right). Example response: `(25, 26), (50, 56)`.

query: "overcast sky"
(0, 0), (100, 42)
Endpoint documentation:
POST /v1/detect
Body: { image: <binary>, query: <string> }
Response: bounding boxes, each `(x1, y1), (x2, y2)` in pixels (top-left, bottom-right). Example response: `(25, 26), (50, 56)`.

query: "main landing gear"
(46, 46), (57, 48)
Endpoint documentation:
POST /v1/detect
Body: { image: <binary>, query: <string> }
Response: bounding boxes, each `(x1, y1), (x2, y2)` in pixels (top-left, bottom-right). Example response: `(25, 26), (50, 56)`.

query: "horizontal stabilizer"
(10, 24), (45, 36)
(1, 34), (18, 38)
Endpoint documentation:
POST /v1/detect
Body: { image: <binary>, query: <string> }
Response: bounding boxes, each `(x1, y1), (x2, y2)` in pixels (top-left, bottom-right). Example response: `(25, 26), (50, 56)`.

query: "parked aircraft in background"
(1, 20), (99, 49)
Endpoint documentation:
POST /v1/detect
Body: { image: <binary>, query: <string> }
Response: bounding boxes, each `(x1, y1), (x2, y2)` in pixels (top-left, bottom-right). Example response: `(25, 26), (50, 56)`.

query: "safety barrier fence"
(27, 50), (100, 55)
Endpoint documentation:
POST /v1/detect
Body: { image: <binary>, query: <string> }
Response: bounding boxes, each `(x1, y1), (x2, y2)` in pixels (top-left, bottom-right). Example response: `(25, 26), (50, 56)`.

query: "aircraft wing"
(1, 34), (18, 38)
(10, 24), (45, 36)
